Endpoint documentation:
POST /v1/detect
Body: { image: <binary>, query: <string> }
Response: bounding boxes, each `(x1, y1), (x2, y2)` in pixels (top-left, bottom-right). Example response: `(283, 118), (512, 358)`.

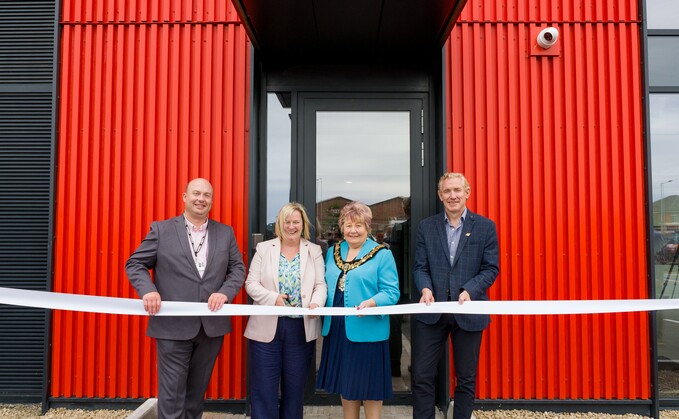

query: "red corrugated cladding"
(446, 0), (648, 400)
(52, 0), (650, 404)
(52, 0), (251, 399)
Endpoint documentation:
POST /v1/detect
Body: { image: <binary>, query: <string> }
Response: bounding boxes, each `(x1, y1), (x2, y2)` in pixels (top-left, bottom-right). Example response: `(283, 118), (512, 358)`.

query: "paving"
(202, 405), (448, 418)
(132, 323), (450, 419)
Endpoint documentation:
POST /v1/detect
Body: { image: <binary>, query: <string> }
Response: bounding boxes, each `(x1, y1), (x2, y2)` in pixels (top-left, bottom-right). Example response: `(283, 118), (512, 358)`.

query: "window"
(266, 93), (292, 239)
(648, 37), (679, 87)
(647, 0), (679, 29)
(646, 0), (679, 401)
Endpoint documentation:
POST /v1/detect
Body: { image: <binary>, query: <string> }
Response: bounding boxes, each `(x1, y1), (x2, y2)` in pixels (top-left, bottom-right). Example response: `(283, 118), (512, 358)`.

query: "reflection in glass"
(647, 0), (679, 29)
(266, 93), (292, 239)
(315, 111), (412, 391)
(316, 111), (410, 254)
(648, 37), (679, 87)
(650, 95), (679, 204)
(651, 94), (679, 397)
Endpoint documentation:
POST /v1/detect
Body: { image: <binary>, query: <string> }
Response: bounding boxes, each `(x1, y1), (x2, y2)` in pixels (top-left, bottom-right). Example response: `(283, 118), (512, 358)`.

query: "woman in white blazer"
(244, 202), (327, 419)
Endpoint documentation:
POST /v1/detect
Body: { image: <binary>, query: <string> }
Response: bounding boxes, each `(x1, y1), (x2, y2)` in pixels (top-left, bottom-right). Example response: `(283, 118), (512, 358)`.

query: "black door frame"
(296, 93), (428, 232)
(247, 59), (447, 408)
(297, 94), (428, 405)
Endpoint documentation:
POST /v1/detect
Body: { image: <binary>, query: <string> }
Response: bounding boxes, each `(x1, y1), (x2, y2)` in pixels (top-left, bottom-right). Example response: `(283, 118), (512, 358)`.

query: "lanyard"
(185, 223), (208, 257)
(333, 241), (386, 291)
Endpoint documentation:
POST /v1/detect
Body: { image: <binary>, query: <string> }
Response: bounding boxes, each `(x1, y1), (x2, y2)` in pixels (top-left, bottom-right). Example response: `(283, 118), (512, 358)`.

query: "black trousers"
(389, 313), (403, 375)
(411, 314), (483, 419)
(155, 326), (224, 419)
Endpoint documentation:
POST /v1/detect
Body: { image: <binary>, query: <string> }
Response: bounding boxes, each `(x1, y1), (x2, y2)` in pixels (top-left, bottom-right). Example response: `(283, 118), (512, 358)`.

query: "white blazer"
(244, 237), (327, 343)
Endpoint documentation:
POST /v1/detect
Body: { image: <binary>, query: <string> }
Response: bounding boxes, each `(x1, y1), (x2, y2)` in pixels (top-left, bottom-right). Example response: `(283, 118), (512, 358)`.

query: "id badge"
(196, 256), (207, 273)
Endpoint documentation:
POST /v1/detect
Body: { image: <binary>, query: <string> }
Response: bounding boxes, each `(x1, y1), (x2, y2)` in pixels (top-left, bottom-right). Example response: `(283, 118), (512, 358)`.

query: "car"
(657, 240), (679, 265)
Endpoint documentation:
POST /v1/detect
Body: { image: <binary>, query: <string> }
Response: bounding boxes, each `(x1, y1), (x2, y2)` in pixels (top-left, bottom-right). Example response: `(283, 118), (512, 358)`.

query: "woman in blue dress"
(316, 201), (400, 419)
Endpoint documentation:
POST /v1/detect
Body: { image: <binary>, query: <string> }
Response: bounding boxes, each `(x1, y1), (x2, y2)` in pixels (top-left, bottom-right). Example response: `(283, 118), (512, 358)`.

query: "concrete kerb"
(127, 398), (157, 419)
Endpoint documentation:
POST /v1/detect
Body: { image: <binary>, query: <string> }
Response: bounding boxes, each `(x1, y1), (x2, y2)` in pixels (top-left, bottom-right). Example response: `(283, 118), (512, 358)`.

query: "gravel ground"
(475, 412), (679, 419)
(0, 404), (131, 419)
(2, 404), (679, 418)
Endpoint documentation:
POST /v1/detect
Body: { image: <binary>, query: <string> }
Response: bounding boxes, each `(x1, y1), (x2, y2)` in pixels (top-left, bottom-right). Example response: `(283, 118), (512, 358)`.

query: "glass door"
(298, 95), (428, 403)
(315, 109), (412, 395)
(261, 93), (431, 404)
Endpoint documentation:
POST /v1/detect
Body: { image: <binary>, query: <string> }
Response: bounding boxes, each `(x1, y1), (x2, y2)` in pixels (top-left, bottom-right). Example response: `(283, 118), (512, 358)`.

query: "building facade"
(0, 0), (677, 416)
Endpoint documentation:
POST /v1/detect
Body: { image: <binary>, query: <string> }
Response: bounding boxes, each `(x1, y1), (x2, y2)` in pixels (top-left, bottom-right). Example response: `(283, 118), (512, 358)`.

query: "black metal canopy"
(231, 0), (467, 64)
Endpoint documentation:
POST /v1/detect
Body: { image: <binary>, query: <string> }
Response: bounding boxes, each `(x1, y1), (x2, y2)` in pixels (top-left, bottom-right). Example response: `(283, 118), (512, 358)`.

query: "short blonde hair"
(438, 172), (470, 191)
(274, 202), (311, 240)
(339, 201), (373, 234)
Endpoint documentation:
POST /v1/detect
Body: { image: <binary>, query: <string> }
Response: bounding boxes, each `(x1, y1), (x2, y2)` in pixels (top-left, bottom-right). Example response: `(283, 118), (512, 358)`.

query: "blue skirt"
(315, 288), (393, 401)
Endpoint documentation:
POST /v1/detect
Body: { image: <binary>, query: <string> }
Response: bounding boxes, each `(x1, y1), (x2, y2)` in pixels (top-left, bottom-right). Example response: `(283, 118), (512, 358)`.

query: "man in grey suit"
(412, 172), (499, 419)
(126, 178), (246, 419)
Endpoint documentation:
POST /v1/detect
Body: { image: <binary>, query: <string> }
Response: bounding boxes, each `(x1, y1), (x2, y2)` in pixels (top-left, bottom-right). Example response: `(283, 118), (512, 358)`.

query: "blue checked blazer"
(413, 209), (499, 331)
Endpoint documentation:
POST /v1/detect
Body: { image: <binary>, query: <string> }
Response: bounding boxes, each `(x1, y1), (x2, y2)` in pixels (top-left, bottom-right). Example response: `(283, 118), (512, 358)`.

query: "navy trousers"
(411, 314), (483, 419)
(249, 317), (314, 419)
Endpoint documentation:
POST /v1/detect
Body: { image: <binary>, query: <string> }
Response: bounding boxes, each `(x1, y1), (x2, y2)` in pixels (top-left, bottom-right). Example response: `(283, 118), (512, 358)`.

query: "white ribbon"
(1, 287), (679, 316)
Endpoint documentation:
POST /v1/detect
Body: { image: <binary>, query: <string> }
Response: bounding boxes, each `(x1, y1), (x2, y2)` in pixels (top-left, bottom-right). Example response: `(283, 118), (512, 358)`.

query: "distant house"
(369, 196), (408, 241)
(653, 195), (679, 230)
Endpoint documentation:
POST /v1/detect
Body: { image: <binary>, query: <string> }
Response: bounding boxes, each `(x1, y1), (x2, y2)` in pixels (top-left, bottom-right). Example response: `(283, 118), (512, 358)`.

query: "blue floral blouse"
(278, 253), (302, 317)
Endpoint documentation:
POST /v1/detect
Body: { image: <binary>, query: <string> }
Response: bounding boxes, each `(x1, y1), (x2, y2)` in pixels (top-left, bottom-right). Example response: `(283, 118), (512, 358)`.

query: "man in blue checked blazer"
(412, 172), (499, 419)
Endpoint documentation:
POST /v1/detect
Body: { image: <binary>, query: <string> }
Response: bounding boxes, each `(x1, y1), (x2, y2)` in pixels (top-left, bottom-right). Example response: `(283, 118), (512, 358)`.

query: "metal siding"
(0, 92), (53, 400)
(0, 0), (56, 401)
(60, 0), (237, 22)
(50, 0), (653, 405)
(52, 1), (250, 399)
(0, 2), (55, 83)
(447, 0), (648, 400)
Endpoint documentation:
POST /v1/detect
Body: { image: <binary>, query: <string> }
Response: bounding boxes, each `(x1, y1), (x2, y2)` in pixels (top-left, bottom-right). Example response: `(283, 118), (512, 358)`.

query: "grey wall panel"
(0, 1), (55, 84)
(0, 0), (57, 402)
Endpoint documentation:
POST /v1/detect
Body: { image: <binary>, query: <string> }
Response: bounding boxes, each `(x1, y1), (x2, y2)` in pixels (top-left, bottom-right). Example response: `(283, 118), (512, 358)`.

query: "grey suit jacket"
(126, 215), (246, 340)
(413, 209), (499, 331)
